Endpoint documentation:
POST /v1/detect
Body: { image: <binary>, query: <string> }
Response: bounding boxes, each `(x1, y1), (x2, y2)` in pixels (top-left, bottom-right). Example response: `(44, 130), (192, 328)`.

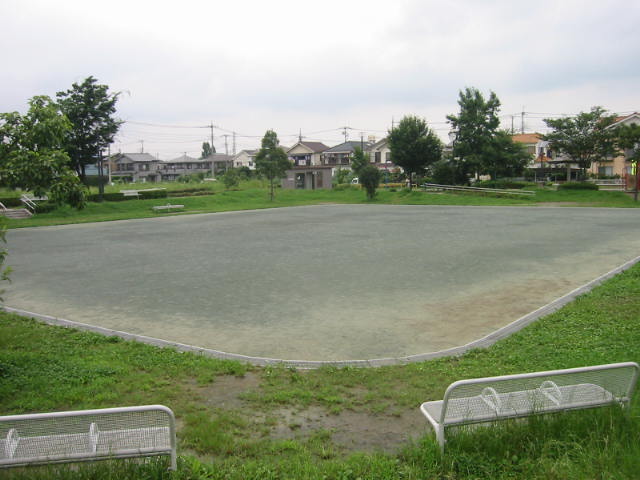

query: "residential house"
(159, 154), (211, 181)
(110, 153), (161, 183)
(511, 133), (575, 181)
(367, 137), (400, 170)
(204, 153), (234, 175)
(286, 141), (328, 167)
(321, 141), (372, 172)
(589, 112), (640, 181)
(233, 150), (258, 170)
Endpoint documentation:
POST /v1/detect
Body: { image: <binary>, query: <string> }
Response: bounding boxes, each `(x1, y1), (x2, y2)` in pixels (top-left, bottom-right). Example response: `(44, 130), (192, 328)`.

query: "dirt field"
(6, 204), (640, 362)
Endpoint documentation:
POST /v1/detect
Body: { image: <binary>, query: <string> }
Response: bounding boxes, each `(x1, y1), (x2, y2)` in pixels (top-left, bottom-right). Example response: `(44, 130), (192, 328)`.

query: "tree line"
(387, 88), (640, 189)
(0, 77), (121, 208)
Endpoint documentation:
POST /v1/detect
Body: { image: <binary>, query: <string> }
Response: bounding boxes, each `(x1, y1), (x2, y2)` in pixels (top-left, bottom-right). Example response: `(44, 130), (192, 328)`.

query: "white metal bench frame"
(420, 362), (639, 451)
(152, 204), (185, 212)
(0, 405), (177, 470)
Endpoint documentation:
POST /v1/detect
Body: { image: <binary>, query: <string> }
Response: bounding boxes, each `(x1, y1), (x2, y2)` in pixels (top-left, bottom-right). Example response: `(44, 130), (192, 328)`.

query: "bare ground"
(189, 372), (427, 454)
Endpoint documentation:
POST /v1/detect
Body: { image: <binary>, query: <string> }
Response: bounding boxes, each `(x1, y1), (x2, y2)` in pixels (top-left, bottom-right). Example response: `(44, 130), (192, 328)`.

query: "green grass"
(5, 183), (638, 229)
(1, 262), (639, 478)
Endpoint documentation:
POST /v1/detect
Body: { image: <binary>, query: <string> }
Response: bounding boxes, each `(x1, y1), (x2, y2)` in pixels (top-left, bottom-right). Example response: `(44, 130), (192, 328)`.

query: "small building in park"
(282, 166), (333, 190)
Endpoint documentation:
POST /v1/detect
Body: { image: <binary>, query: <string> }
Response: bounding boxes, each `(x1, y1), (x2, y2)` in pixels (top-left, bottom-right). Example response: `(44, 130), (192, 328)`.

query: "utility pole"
(511, 115), (515, 134)
(140, 140), (144, 153)
(209, 122), (215, 155)
(232, 132), (236, 155)
(222, 134), (229, 155)
(341, 126), (350, 143)
(521, 108), (525, 134)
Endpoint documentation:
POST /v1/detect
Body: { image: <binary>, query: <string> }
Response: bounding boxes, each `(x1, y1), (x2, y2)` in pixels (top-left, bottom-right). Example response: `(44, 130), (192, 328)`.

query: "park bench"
(0, 405), (176, 470)
(152, 204), (184, 212)
(420, 362), (639, 451)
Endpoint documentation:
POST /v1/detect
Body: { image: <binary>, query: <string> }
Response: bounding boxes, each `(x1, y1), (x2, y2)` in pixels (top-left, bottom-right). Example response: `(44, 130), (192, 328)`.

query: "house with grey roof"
(204, 153), (234, 175)
(110, 153), (161, 183)
(321, 141), (372, 169)
(159, 154), (211, 181)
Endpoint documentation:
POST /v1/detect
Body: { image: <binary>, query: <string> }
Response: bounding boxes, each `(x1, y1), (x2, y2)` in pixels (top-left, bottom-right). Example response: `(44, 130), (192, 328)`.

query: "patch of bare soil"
(267, 406), (426, 453)
(190, 372), (428, 453)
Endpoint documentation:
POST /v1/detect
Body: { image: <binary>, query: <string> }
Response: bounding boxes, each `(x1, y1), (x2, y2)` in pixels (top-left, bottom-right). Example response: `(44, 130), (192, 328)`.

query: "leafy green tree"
(387, 115), (442, 189)
(543, 106), (617, 179)
(237, 166), (252, 180)
(616, 121), (640, 200)
(351, 146), (370, 176)
(616, 122), (640, 163)
(201, 141), (214, 158)
(446, 87), (501, 181)
(255, 130), (292, 201)
(333, 167), (352, 185)
(359, 165), (381, 200)
(222, 168), (240, 190)
(483, 130), (531, 179)
(0, 96), (86, 208)
(56, 76), (121, 182)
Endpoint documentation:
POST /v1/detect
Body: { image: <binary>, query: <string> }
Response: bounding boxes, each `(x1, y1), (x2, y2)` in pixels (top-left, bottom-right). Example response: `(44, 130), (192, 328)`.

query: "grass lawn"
(1, 260), (639, 479)
(4, 183), (639, 229)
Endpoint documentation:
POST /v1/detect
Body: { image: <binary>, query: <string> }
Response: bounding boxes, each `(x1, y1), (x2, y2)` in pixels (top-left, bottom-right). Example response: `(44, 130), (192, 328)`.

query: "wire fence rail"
(420, 183), (536, 196)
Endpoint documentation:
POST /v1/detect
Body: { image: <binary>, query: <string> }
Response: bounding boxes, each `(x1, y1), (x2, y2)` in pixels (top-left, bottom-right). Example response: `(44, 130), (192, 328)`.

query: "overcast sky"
(2, 0), (639, 159)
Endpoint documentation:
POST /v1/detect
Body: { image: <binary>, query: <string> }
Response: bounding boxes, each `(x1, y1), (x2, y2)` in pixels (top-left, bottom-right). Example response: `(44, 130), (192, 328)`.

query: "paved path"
(5, 205), (640, 361)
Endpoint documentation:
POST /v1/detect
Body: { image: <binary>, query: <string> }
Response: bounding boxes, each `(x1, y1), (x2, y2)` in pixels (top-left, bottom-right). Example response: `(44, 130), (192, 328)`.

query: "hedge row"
(0, 197), (24, 208)
(474, 180), (533, 190)
(557, 182), (599, 190)
(86, 190), (168, 202)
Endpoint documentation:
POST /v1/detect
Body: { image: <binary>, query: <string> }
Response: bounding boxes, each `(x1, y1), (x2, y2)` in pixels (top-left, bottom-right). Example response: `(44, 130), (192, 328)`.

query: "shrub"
(82, 176), (109, 187)
(87, 192), (129, 202)
(139, 189), (168, 199)
(222, 169), (240, 190)
(557, 182), (599, 190)
(35, 202), (58, 214)
(474, 180), (531, 190)
(0, 197), (24, 208)
(359, 165), (382, 200)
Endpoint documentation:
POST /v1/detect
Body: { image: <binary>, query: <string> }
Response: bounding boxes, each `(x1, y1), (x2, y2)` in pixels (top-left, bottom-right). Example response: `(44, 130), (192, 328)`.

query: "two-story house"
(110, 153), (161, 183)
(589, 112), (640, 181)
(321, 141), (372, 171)
(286, 141), (329, 167)
(233, 150), (258, 170)
(159, 154), (211, 181)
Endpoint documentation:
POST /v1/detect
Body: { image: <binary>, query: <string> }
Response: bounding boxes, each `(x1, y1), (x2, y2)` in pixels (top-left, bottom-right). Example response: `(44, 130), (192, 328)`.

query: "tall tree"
(543, 106), (617, 179)
(201, 141), (214, 158)
(482, 130), (531, 179)
(0, 96), (86, 207)
(56, 76), (121, 181)
(255, 130), (292, 201)
(387, 115), (442, 189)
(446, 87), (501, 181)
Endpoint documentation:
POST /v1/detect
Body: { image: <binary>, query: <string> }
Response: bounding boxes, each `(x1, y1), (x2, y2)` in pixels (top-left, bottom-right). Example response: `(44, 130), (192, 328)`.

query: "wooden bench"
(420, 362), (639, 451)
(0, 405), (176, 470)
(152, 204), (184, 212)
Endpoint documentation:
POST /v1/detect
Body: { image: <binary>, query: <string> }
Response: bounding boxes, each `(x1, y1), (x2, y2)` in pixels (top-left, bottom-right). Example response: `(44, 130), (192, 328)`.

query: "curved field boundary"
(4, 254), (640, 369)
